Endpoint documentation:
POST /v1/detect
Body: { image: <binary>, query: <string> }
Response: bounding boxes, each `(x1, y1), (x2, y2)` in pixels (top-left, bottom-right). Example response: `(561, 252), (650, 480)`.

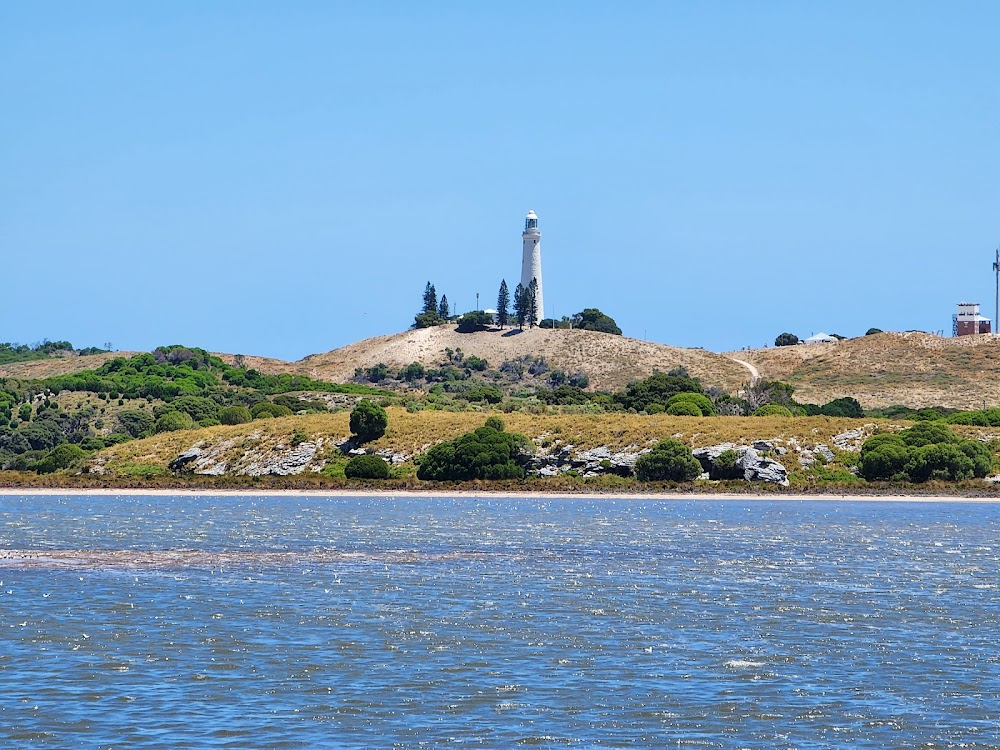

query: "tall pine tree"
(496, 280), (510, 328)
(438, 295), (449, 319)
(422, 282), (437, 315)
(513, 283), (526, 330)
(527, 278), (539, 328)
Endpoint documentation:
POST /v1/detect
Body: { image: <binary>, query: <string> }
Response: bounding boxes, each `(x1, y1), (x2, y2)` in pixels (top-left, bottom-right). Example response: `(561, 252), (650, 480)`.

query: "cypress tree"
(422, 282), (437, 315)
(513, 283), (526, 330)
(438, 295), (449, 319)
(496, 280), (510, 328)
(527, 278), (539, 328)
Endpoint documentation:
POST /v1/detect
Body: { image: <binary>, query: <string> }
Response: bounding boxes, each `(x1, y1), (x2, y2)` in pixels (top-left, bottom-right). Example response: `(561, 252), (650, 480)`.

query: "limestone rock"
(693, 443), (789, 486)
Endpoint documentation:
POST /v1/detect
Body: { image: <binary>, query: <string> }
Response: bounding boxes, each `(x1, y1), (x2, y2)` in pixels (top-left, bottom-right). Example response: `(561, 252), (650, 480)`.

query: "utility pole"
(994, 248), (1000, 334)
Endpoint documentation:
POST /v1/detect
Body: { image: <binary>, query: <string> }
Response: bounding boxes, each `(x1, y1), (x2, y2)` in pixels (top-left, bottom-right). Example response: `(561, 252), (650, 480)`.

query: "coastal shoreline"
(2, 486), (999, 502)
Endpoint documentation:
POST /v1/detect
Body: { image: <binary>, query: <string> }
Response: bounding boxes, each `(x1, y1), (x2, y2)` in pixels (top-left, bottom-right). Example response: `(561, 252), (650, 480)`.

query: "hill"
(0, 351), (139, 380)
(297, 326), (749, 393)
(733, 332), (1000, 409)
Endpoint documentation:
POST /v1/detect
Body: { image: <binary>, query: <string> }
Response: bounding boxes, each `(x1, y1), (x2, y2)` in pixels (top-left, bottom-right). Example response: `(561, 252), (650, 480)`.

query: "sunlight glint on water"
(1, 494), (998, 748)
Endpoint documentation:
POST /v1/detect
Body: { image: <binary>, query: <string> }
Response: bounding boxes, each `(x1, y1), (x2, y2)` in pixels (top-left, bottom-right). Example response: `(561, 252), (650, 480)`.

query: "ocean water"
(0, 494), (998, 749)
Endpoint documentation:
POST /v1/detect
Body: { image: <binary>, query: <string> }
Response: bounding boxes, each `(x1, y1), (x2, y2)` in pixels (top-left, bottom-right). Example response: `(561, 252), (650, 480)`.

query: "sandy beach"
(2, 487), (999, 502)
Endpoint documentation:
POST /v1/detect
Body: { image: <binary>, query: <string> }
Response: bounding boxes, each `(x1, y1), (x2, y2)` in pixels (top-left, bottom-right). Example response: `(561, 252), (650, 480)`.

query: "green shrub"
(858, 423), (992, 482)
(117, 409), (155, 438)
(34, 443), (86, 474)
(858, 443), (910, 481)
(900, 421), (958, 447)
(251, 402), (294, 419)
(350, 399), (388, 442)
(711, 449), (743, 480)
(219, 405), (252, 425)
(753, 404), (793, 417)
(665, 392), (714, 416)
(417, 421), (530, 480)
(484, 416), (505, 432)
(155, 410), (196, 433)
(635, 439), (702, 482)
(774, 332), (799, 347)
(344, 454), (391, 479)
(665, 401), (701, 416)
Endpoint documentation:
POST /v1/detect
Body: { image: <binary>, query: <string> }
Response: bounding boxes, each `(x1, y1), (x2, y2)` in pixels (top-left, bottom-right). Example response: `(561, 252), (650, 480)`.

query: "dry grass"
(0, 351), (139, 379)
(97, 408), (894, 476)
(295, 327), (749, 393)
(729, 331), (1000, 409)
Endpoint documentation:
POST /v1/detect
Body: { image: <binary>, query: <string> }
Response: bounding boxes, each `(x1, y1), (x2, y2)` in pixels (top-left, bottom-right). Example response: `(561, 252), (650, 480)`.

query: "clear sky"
(3, 2), (999, 360)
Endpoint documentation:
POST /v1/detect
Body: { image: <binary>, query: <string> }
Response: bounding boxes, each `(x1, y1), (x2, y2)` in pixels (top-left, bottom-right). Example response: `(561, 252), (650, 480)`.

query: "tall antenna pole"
(994, 248), (999, 335)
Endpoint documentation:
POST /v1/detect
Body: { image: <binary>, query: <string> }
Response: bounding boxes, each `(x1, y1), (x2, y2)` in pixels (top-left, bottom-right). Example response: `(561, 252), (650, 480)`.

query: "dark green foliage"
(900, 421), (958, 447)
(413, 311), (443, 329)
(457, 311), (493, 331)
(527, 278), (539, 328)
(464, 355), (488, 371)
(18, 403), (32, 422)
(350, 399), (388, 442)
(753, 404), (793, 417)
(634, 439), (702, 482)
(155, 410), (196, 433)
(536, 385), (591, 405)
(416, 422), (530, 480)
(513, 283), (527, 329)
(665, 401), (702, 416)
(219, 405), (252, 425)
(250, 402), (294, 419)
(858, 442), (910, 481)
(858, 424), (992, 481)
(438, 295), (450, 319)
(817, 397), (864, 418)
(484, 416), (505, 432)
(271, 394), (329, 414)
(665, 392), (715, 416)
(615, 371), (703, 412)
(364, 363), (390, 383)
(497, 279), (510, 328)
(572, 308), (622, 335)
(465, 385), (503, 404)
(947, 408), (1000, 426)
(33, 443), (86, 474)
(865, 328), (883, 335)
(774, 332), (799, 347)
(117, 410), (155, 438)
(344, 454), (391, 479)
(401, 362), (426, 382)
(422, 282), (437, 315)
(711, 449), (743, 480)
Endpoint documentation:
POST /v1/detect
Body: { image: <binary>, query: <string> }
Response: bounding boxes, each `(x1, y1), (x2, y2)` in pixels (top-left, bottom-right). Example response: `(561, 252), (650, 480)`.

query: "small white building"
(804, 333), (838, 345)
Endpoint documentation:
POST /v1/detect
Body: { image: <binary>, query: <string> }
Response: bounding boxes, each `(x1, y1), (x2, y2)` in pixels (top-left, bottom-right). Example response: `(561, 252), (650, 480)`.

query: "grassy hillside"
(298, 327), (750, 393)
(732, 332), (1000, 410)
(94, 408), (880, 477)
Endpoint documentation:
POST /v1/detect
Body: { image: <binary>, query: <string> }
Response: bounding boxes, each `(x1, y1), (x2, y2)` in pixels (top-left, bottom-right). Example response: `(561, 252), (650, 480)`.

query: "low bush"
(417, 420), (531, 480)
(219, 405), (253, 425)
(344, 454), (391, 479)
(155, 410), (196, 433)
(635, 439), (702, 482)
(753, 404), (793, 417)
(665, 401), (701, 416)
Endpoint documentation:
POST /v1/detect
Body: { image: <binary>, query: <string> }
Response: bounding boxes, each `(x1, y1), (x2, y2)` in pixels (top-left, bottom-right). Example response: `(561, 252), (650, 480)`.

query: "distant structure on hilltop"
(521, 210), (544, 321)
(953, 302), (991, 336)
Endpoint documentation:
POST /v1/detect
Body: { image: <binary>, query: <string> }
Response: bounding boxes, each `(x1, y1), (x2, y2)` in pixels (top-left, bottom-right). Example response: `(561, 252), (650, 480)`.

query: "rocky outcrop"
(527, 444), (649, 478)
(692, 443), (789, 486)
(169, 433), (327, 476)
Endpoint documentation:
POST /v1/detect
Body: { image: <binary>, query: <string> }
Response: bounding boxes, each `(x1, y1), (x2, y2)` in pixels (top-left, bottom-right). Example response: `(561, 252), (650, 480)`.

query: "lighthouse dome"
(526, 210), (537, 219)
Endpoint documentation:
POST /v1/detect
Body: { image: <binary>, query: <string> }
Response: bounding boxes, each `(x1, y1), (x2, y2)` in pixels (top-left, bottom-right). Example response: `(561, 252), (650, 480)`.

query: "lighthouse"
(520, 210), (544, 321)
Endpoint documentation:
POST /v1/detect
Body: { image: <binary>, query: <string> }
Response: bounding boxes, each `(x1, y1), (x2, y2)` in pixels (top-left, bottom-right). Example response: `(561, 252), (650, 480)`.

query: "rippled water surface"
(1, 494), (999, 748)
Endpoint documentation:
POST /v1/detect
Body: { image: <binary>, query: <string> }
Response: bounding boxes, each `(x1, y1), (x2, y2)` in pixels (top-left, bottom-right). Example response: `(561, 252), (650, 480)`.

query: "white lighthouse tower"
(520, 209), (544, 321)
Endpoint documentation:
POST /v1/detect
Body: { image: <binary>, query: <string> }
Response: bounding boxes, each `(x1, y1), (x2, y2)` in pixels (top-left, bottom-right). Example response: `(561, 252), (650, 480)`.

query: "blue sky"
(3, 2), (999, 360)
